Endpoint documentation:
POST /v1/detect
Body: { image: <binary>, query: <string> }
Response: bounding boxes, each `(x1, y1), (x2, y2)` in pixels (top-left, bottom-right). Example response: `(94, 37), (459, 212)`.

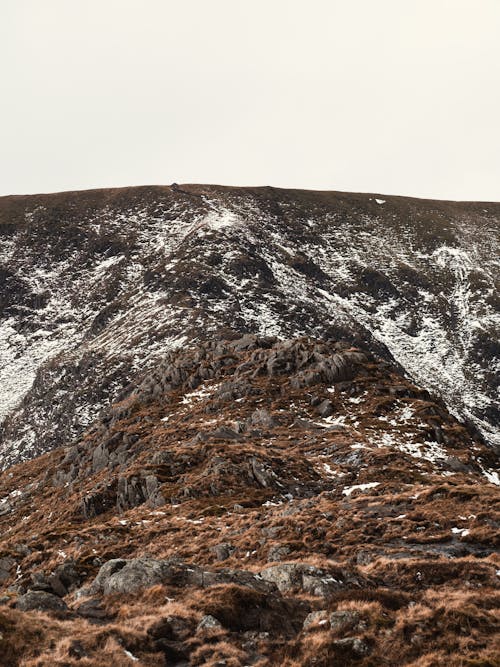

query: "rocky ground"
(0, 337), (498, 666)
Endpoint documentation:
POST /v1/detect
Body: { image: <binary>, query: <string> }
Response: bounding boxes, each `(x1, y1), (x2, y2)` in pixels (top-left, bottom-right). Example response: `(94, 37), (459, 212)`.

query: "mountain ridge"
(2, 182), (500, 204)
(1, 184), (498, 470)
(0, 183), (499, 664)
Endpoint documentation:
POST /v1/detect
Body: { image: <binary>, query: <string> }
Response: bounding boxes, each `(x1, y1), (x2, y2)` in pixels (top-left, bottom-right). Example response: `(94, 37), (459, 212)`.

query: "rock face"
(0, 184), (499, 470)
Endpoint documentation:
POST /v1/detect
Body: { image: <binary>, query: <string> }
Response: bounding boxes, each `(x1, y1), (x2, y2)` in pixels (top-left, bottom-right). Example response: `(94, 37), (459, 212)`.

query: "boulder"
(211, 543), (235, 561)
(29, 572), (67, 597)
(97, 558), (171, 595)
(260, 563), (345, 597)
(84, 557), (278, 597)
(317, 399), (334, 417)
(251, 458), (278, 488)
(332, 637), (370, 656)
(247, 409), (278, 429)
(197, 614), (223, 632)
(85, 558), (127, 595)
(75, 598), (110, 620)
(86, 558), (205, 595)
(0, 556), (15, 583)
(116, 474), (165, 511)
(16, 590), (68, 614)
(303, 610), (360, 631)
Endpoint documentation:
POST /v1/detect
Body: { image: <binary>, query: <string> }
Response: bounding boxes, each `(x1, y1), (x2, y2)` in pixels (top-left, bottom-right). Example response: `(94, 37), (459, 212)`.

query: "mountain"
(0, 185), (499, 665)
(0, 336), (499, 666)
(0, 184), (499, 471)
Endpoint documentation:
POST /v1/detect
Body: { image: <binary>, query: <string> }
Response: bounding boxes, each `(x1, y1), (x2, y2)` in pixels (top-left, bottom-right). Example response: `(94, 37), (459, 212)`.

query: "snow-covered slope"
(0, 184), (498, 467)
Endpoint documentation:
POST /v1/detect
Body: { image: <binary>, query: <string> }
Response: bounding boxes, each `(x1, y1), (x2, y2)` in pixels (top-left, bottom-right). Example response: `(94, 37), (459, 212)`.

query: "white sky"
(1, 0), (499, 200)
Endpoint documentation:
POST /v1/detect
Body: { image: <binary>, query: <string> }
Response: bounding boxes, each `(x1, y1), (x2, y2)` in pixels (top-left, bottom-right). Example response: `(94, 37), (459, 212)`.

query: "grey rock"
(332, 637), (370, 656)
(210, 426), (244, 441)
(53, 561), (82, 592)
(444, 456), (471, 473)
(116, 474), (165, 511)
(211, 543), (234, 561)
(29, 572), (67, 597)
(0, 500), (12, 516)
(0, 556), (15, 583)
(92, 443), (109, 473)
(146, 474), (166, 507)
(267, 545), (291, 562)
(317, 399), (334, 417)
(329, 610), (360, 630)
(303, 610), (330, 629)
(85, 558), (127, 594)
(83, 556), (331, 600)
(99, 558), (169, 595)
(197, 614), (223, 631)
(87, 558), (204, 596)
(248, 409), (278, 429)
(251, 458), (277, 488)
(260, 563), (309, 593)
(16, 590), (68, 613)
(260, 563), (345, 596)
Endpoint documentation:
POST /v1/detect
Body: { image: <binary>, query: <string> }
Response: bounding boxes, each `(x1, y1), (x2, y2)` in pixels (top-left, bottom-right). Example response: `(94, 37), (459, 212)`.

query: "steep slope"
(0, 185), (499, 469)
(0, 337), (499, 666)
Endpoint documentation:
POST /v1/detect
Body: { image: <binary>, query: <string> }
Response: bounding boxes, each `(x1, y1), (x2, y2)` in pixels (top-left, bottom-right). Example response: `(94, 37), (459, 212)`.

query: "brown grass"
(1, 338), (499, 666)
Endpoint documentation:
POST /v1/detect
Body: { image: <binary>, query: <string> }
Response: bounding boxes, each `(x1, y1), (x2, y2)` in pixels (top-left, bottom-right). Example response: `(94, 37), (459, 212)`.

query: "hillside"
(0, 336), (498, 665)
(1, 184), (499, 470)
(0, 184), (499, 666)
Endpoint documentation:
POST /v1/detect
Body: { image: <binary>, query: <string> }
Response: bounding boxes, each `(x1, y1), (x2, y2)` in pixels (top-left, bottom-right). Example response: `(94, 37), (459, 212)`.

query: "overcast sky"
(2, 1), (500, 200)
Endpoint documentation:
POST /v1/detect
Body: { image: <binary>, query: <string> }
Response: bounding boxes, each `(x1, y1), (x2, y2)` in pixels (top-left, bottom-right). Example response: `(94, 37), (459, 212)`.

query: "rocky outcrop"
(0, 556), (15, 583)
(116, 474), (165, 511)
(260, 562), (365, 597)
(132, 337), (367, 407)
(81, 557), (279, 597)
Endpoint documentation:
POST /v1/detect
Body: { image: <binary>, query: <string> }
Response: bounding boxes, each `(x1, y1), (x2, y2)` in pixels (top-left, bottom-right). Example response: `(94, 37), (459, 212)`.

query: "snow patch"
(342, 482), (380, 496)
